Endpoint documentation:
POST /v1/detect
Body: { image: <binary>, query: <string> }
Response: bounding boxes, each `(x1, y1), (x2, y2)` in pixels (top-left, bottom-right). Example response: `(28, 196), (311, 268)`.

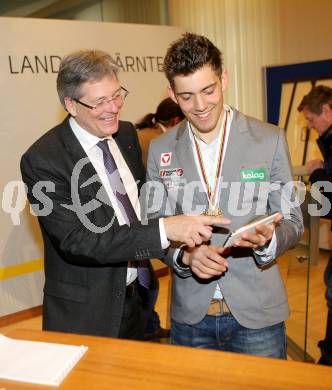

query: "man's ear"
(221, 69), (229, 92)
(167, 85), (178, 104)
(322, 103), (332, 119)
(64, 97), (77, 116)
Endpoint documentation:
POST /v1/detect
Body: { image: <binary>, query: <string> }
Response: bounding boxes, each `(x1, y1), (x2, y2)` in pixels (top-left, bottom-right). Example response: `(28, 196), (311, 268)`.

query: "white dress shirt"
(69, 117), (168, 285)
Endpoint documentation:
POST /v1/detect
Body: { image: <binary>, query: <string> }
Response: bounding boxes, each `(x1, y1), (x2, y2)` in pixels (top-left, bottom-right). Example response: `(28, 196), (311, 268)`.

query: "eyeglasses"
(73, 87), (129, 112)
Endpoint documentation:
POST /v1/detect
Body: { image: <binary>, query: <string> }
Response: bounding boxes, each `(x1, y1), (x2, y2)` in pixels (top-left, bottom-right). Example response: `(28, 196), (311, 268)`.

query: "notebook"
(0, 334), (88, 387)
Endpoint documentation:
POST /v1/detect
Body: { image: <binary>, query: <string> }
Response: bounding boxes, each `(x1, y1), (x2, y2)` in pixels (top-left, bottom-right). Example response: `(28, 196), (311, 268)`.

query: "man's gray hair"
(56, 49), (119, 106)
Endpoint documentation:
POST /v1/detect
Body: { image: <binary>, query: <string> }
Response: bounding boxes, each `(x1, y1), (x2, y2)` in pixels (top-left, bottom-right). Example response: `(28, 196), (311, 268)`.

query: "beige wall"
(9, 0), (330, 121)
(0, 16), (184, 316)
(48, 0), (167, 25)
(168, 0), (281, 120)
(279, 0), (332, 64)
(168, 0), (332, 120)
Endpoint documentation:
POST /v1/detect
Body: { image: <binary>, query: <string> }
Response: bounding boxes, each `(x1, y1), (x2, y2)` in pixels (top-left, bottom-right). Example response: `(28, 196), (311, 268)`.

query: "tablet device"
(223, 212), (280, 248)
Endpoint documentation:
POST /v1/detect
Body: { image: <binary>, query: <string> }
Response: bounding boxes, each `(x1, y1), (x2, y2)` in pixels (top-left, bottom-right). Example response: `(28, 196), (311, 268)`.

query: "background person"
(20, 49), (226, 340)
(145, 33), (303, 358)
(298, 85), (332, 366)
(136, 97), (184, 167)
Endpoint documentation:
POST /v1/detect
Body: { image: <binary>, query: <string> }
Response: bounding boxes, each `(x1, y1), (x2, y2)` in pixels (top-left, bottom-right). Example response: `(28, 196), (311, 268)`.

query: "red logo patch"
(160, 152), (172, 166)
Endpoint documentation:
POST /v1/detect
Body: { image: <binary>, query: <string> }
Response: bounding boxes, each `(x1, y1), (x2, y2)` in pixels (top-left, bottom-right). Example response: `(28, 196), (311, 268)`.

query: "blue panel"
(265, 59), (332, 125)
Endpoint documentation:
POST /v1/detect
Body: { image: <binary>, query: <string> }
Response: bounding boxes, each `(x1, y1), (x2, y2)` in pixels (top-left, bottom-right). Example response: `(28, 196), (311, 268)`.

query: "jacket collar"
(173, 109), (250, 214)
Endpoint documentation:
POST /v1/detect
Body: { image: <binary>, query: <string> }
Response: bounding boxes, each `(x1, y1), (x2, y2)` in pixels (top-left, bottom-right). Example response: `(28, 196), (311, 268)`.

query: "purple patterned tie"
(97, 139), (150, 288)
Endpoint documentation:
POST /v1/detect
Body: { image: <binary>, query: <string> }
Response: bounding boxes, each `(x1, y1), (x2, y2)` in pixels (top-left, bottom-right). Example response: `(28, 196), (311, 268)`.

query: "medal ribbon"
(191, 109), (229, 210)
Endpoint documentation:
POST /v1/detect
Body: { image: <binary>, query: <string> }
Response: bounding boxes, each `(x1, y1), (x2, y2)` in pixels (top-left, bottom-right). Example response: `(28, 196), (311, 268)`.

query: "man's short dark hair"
(164, 33), (223, 87)
(297, 85), (332, 114)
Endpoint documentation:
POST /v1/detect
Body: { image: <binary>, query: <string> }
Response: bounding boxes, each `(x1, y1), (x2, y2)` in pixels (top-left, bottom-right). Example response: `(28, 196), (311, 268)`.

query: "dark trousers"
(318, 255), (332, 364)
(324, 255), (332, 311)
(138, 282), (161, 336)
(118, 288), (146, 340)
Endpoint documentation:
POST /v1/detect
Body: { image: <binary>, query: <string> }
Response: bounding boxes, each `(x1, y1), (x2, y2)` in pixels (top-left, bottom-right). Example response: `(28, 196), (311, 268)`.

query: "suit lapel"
(58, 116), (116, 222)
(175, 121), (208, 208)
(176, 112), (249, 213)
(60, 116), (101, 188)
(217, 109), (249, 213)
(113, 127), (136, 179)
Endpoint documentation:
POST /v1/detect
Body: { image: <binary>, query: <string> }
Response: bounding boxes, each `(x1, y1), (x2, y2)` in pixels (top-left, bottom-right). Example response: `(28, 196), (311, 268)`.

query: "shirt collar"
(69, 116), (113, 151)
(156, 122), (167, 133)
(187, 105), (233, 148)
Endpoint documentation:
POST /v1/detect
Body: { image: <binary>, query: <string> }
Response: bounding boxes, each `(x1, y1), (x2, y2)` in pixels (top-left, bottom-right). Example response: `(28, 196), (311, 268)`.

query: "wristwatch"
(176, 246), (189, 269)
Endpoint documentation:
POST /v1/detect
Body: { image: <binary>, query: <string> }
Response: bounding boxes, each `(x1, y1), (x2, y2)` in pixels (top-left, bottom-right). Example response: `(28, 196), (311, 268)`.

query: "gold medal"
(203, 207), (224, 217)
(191, 107), (230, 218)
(203, 207), (223, 217)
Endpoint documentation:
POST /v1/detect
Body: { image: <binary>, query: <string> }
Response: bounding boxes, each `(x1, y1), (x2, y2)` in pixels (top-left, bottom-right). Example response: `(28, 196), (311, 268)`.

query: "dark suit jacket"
(20, 116), (164, 337)
(309, 125), (332, 220)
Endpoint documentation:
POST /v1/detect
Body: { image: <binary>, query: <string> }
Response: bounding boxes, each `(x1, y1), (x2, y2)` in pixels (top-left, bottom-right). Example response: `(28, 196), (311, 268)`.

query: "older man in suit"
(144, 33), (303, 358)
(20, 49), (225, 340)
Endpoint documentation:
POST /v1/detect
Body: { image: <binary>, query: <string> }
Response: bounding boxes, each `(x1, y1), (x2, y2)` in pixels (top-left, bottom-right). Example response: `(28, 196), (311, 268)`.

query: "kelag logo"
(240, 168), (267, 182)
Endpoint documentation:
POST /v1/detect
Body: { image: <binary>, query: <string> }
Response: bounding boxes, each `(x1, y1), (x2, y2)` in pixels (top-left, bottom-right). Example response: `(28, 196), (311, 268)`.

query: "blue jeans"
(171, 314), (286, 359)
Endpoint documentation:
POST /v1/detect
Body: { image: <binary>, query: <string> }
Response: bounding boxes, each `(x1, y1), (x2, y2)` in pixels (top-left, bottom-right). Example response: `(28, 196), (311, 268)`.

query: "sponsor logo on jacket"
(159, 168), (184, 177)
(240, 168), (267, 181)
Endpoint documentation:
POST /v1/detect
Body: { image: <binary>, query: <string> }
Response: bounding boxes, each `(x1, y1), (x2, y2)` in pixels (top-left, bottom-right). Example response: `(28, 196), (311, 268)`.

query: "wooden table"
(1, 328), (331, 389)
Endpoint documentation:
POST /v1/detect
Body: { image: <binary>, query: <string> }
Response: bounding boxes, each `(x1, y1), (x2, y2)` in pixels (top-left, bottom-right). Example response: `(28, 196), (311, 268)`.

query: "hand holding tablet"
(224, 212), (281, 248)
